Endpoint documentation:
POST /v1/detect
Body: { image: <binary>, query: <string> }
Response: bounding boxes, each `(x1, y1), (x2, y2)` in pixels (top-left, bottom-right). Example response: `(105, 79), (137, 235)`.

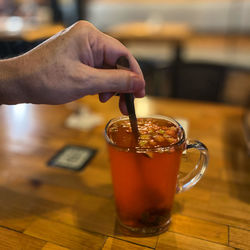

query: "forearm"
(0, 21), (145, 109)
(0, 57), (28, 104)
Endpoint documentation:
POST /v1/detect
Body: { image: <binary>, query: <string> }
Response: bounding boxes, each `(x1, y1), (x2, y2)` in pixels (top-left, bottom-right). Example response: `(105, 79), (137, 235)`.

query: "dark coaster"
(47, 145), (97, 171)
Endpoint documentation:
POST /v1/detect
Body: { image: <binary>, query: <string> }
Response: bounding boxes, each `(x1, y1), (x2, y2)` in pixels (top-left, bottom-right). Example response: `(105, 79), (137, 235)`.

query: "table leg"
(171, 42), (183, 98)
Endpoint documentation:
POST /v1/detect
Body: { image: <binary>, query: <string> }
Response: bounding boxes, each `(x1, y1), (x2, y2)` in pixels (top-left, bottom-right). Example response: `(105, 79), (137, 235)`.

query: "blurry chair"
(168, 61), (228, 102)
(50, 0), (87, 26)
(0, 39), (43, 59)
(50, 0), (63, 23)
(143, 60), (250, 106)
(222, 68), (250, 106)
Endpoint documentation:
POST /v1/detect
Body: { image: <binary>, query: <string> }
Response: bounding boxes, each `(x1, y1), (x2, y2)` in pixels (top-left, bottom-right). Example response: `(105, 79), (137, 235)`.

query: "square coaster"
(48, 145), (97, 171)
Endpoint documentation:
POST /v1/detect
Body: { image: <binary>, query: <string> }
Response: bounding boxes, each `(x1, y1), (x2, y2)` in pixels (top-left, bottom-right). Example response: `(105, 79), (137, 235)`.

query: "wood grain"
(39, 193), (158, 248)
(0, 96), (248, 249)
(156, 231), (234, 250)
(41, 193), (117, 235)
(103, 237), (152, 250)
(24, 218), (106, 250)
(229, 227), (250, 250)
(0, 226), (46, 250)
(169, 214), (229, 244)
(42, 242), (69, 250)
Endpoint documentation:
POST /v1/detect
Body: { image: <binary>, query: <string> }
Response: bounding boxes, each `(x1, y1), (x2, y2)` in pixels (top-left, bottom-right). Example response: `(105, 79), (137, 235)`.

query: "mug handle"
(177, 140), (209, 193)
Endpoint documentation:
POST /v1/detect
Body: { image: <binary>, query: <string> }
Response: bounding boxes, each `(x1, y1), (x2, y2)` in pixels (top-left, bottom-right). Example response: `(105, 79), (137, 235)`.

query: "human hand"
(6, 21), (145, 114)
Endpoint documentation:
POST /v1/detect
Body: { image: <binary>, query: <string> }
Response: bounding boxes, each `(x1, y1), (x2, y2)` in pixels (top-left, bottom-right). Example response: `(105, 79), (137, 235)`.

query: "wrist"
(0, 56), (29, 104)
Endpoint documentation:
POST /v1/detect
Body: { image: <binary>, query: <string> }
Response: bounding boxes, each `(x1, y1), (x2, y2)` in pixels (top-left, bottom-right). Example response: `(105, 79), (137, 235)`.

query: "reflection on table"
(0, 16), (64, 41)
(0, 95), (249, 249)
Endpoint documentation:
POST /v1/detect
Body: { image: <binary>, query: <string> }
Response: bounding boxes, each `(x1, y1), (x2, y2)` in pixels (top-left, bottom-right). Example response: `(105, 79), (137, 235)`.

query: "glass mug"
(105, 115), (208, 236)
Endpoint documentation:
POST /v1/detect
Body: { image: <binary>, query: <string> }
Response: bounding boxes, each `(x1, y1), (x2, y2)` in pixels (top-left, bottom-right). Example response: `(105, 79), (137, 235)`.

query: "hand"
(0, 21), (145, 114)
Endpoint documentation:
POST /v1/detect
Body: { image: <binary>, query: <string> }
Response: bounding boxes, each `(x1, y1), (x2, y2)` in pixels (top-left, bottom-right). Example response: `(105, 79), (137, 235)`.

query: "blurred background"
(0, 0), (250, 107)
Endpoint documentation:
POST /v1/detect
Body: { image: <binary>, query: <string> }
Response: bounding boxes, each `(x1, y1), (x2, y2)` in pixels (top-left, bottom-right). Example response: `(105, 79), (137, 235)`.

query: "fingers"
(119, 94), (128, 115)
(101, 34), (144, 78)
(99, 92), (115, 103)
(88, 67), (145, 97)
(74, 24), (146, 98)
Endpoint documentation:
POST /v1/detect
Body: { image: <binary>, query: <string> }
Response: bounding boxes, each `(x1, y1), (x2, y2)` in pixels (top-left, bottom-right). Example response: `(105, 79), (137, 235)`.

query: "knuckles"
(73, 20), (96, 34)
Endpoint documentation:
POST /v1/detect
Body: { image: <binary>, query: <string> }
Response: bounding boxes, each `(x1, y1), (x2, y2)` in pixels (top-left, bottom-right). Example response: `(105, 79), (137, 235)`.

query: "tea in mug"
(107, 118), (184, 230)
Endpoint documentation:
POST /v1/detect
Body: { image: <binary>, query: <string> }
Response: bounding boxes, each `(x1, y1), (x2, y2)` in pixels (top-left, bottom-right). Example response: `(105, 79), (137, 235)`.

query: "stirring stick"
(116, 56), (140, 140)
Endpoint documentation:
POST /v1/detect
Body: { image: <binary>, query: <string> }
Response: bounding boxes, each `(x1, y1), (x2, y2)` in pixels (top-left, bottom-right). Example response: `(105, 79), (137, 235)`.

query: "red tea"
(106, 117), (185, 231)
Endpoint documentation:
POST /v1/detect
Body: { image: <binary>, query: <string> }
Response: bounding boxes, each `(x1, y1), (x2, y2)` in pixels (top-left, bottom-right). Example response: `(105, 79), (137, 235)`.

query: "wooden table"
(0, 17), (64, 41)
(0, 96), (249, 249)
(106, 22), (191, 62)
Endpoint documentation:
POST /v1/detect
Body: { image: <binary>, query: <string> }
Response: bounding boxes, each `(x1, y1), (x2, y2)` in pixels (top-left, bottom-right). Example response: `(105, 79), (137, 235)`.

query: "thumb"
(88, 68), (145, 97)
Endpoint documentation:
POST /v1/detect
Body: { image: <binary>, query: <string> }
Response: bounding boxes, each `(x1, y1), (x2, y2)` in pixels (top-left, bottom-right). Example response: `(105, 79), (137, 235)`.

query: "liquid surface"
(108, 118), (181, 149)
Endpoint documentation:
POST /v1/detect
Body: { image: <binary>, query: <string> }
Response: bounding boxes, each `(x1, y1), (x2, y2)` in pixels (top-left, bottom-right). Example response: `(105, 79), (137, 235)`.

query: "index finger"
(102, 34), (144, 78)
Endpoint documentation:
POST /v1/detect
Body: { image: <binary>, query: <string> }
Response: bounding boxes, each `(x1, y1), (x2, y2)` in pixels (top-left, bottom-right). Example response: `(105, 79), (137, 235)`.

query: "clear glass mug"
(105, 115), (208, 236)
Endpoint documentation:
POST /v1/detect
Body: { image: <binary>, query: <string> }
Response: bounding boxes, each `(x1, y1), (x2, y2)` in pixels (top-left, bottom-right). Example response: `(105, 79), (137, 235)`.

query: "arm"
(0, 56), (28, 104)
(0, 21), (145, 114)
